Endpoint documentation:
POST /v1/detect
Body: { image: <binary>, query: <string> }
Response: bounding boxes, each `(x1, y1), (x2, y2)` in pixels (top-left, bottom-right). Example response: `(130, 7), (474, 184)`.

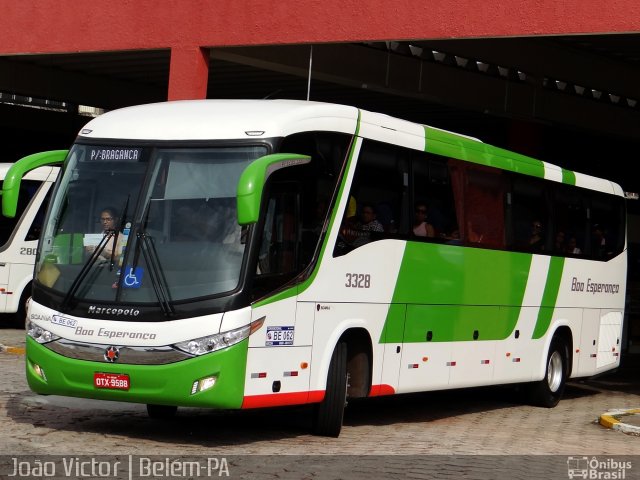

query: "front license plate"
(94, 372), (130, 390)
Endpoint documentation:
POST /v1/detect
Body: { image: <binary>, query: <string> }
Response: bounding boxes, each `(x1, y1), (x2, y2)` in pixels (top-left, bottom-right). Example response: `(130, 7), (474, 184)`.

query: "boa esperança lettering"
(571, 277), (620, 295)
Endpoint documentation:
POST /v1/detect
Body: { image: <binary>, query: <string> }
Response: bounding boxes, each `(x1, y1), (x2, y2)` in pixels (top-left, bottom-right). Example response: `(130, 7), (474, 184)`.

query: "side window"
(449, 159), (506, 248)
(334, 139), (409, 256)
(251, 131), (350, 298)
(588, 191), (625, 260)
(510, 175), (549, 253)
(552, 184), (587, 256)
(0, 180), (42, 247)
(412, 154), (458, 242)
(256, 187), (299, 277)
(280, 132), (349, 264)
(26, 184), (53, 241)
(463, 165), (506, 249)
(251, 181), (304, 300)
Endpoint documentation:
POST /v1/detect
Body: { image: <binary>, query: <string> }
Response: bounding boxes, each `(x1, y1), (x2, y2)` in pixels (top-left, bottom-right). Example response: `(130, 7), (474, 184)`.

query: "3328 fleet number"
(345, 273), (371, 288)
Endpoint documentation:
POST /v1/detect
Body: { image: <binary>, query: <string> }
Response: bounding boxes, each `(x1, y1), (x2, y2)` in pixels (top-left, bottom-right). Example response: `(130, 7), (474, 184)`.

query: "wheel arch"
(537, 322), (574, 380)
(314, 321), (373, 398)
(339, 327), (373, 398)
(553, 325), (574, 378)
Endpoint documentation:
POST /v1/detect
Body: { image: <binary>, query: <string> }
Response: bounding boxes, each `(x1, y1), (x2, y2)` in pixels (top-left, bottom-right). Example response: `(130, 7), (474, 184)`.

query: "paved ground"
(1, 327), (639, 479)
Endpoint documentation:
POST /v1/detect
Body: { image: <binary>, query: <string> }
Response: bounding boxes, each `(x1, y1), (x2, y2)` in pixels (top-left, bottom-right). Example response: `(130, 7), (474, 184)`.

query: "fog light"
(190, 375), (217, 395)
(32, 362), (47, 381)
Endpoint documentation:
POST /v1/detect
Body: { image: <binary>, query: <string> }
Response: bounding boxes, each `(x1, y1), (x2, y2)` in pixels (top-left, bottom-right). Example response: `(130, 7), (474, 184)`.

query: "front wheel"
(312, 342), (348, 437)
(527, 336), (568, 408)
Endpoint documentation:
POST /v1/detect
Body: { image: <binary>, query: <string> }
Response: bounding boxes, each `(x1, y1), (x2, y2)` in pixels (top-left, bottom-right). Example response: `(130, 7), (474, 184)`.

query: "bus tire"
(527, 336), (568, 408)
(14, 289), (31, 329)
(312, 342), (348, 437)
(146, 404), (178, 419)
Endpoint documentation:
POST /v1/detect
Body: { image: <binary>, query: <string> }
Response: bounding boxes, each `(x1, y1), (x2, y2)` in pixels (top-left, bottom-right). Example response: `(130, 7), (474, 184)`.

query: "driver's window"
(256, 189), (298, 276)
(252, 184), (301, 300)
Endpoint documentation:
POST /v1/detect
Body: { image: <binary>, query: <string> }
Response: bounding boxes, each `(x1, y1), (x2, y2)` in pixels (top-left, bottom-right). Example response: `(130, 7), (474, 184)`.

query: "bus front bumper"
(25, 336), (248, 409)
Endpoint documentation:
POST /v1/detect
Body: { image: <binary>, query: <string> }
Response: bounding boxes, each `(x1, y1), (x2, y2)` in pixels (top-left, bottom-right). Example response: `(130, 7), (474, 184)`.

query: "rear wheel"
(312, 342), (348, 437)
(527, 336), (568, 408)
(146, 404), (178, 419)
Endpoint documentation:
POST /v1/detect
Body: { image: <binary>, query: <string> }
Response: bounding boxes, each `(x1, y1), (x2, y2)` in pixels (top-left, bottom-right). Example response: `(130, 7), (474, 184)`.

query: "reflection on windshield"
(36, 144), (266, 305)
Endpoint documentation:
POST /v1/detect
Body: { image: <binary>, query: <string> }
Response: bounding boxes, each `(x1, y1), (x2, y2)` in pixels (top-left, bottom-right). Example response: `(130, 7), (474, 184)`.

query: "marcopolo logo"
(88, 305), (141, 317)
(567, 456), (632, 479)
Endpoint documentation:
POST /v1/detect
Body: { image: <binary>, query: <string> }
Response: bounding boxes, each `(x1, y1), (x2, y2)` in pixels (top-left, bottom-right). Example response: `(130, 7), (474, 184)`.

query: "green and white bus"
(3, 100), (626, 436)
(0, 160), (59, 326)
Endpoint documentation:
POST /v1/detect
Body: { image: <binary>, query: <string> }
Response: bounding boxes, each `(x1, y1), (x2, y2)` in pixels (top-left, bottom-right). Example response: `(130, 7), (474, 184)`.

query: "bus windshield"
(36, 143), (267, 304)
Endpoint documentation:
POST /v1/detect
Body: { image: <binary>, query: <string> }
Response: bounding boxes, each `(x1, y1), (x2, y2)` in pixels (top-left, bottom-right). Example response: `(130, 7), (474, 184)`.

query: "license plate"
(94, 372), (130, 390)
(266, 326), (294, 346)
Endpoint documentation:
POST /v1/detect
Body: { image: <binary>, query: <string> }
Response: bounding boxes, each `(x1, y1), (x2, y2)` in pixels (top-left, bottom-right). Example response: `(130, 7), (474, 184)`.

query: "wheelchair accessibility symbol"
(122, 266), (143, 288)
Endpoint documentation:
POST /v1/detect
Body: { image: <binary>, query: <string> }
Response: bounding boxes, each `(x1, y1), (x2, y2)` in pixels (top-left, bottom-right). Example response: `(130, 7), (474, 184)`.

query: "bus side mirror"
(236, 153), (310, 225)
(1, 150), (68, 218)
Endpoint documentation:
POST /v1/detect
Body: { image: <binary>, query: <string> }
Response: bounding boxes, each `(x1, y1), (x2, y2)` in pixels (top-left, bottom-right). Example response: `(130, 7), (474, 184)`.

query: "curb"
(599, 408), (640, 435)
(0, 344), (26, 355)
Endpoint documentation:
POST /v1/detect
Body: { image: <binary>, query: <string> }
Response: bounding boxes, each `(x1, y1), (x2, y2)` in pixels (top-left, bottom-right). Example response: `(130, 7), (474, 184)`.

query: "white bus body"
(0, 164), (58, 325)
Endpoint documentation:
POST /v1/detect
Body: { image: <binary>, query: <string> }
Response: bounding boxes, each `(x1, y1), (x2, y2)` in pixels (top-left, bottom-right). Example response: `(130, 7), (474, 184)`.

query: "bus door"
(246, 182), (314, 399)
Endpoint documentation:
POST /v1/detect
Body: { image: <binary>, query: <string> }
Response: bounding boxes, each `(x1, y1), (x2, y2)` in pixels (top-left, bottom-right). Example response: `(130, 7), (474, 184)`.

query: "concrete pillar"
(167, 46), (210, 101)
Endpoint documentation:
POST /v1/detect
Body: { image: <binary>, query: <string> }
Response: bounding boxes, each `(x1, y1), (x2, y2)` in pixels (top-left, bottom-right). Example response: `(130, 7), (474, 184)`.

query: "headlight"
(27, 322), (60, 344)
(173, 324), (251, 356)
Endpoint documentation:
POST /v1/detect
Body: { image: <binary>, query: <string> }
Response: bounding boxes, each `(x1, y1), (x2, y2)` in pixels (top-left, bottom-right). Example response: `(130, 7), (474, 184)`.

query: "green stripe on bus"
(532, 256), (565, 339)
(424, 126), (546, 178)
(383, 243), (532, 343)
(380, 303), (406, 344)
(562, 169), (576, 185)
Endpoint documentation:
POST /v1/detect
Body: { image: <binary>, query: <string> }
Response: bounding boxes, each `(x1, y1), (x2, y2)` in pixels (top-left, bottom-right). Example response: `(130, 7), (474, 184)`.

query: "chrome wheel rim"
(547, 350), (563, 392)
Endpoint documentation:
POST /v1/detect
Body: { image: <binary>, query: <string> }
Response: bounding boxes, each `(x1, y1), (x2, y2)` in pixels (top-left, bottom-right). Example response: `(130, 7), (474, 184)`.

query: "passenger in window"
(338, 196), (359, 242)
(445, 228), (462, 245)
(528, 220), (545, 251)
(566, 236), (582, 255)
(352, 203), (384, 247)
(412, 203), (435, 238)
(592, 224), (612, 258)
(553, 230), (566, 255)
(334, 196), (360, 255)
(341, 202), (384, 248)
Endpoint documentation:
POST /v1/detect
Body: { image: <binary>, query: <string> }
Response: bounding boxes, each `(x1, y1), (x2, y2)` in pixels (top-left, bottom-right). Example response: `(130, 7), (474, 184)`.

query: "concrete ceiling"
(0, 34), (638, 191)
(1, 34), (638, 132)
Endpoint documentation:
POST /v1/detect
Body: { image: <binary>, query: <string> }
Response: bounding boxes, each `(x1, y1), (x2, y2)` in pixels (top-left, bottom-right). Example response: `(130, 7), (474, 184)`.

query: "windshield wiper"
(59, 197), (129, 312)
(138, 232), (175, 316)
(59, 230), (114, 312)
(123, 199), (175, 317)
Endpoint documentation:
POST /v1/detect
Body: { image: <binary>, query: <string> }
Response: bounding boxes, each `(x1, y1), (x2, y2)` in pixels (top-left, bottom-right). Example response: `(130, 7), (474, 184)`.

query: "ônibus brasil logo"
(567, 456), (632, 479)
